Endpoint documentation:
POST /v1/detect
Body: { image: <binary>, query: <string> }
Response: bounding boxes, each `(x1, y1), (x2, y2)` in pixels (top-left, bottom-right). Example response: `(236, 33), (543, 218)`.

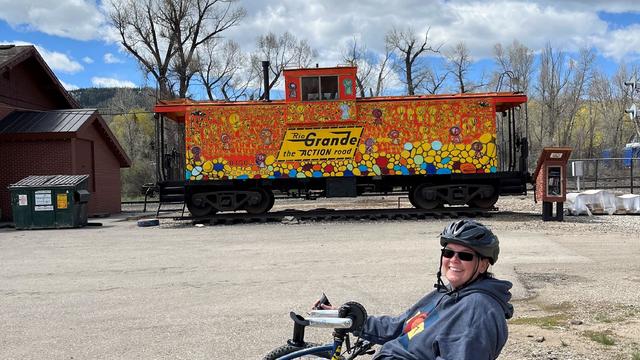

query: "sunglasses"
(441, 248), (476, 262)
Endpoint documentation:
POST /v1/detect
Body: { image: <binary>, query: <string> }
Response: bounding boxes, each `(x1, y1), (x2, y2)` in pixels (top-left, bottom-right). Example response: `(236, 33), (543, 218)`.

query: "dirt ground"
(1, 195), (639, 359)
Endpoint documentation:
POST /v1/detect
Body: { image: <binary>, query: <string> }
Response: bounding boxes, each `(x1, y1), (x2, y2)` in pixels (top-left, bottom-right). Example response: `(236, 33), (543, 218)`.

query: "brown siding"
(77, 121), (122, 216)
(0, 59), (70, 112)
(0, 140), (72, 220)
(0, 131), (124, 220)
(0, 101), (13, 120)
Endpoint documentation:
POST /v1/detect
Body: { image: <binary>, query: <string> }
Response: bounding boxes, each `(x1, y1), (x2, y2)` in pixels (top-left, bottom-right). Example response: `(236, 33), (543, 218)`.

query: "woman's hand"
(312, 293), (335, 310)
(315, 302), (336, 310)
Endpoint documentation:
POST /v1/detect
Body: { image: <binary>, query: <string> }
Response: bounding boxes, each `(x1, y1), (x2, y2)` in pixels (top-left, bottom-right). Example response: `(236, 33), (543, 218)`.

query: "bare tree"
(493, 40), (535, 93)
(385, 26), (441, 95)
(107, 0), (245, 99)
(584, 70), (611, 157)
(108, 0), (174, 98)
(535, 43), (570, 146)
(251, 32), (315, 100)
(342, 38), (393, 97)
(342, 37), (374, 97)
(601, 64), (639, 152)
(560, 48), (594, 145)
(418, 68), (448, 95)
(533, 44), (594, 148)
(198, 39), (254, 101)
(444, 41), (474, 93)
(167, 0), (245, 98)
(370, 48), (393, 97)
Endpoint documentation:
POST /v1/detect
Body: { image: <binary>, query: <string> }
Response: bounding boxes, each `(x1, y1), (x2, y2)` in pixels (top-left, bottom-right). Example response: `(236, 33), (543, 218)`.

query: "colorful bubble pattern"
(185, 98), (498, 180)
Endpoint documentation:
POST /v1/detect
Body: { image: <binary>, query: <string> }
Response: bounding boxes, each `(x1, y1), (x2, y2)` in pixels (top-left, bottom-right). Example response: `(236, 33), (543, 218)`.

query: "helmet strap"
(434, 253), (448, 293)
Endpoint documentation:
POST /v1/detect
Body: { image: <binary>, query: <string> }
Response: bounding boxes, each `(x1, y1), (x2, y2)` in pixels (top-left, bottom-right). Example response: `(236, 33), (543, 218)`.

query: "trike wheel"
(262, 342), (331, 360)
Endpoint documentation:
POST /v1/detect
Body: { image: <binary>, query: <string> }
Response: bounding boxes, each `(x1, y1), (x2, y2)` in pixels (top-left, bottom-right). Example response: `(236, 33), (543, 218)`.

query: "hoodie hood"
(456, 276), (514, 319)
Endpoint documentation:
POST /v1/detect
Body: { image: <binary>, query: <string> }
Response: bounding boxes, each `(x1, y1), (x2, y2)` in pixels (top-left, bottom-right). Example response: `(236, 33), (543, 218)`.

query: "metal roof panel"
(8, 174), (90, 188)
(0, 109), (96, 134)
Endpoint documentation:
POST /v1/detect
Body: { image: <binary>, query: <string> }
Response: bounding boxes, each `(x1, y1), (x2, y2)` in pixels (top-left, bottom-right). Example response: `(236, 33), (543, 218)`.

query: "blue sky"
(1, 0), (640, 98)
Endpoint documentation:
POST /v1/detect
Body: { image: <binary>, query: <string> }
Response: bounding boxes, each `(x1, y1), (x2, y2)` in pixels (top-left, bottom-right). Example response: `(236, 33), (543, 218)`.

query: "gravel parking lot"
(1, 195), (639, 359)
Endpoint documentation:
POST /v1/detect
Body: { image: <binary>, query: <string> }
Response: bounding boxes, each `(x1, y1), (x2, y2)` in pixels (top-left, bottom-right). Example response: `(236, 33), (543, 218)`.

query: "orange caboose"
(155, 64), (529, 216)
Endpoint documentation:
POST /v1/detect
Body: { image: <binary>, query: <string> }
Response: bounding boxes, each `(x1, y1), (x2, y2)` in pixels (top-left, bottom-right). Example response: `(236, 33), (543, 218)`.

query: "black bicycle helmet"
(440, 219), (500, 264)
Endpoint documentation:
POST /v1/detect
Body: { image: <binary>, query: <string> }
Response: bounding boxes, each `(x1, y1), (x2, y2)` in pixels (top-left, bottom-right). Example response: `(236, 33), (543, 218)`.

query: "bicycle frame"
(275, 342), (337, 360)
(276, 310), (352, 359)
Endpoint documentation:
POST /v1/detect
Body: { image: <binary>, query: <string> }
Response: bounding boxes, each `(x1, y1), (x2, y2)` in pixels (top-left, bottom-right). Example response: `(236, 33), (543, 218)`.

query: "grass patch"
(583, 330), (615, 346)
(633, 352), (640, 360)
(594, 305), (639, 323)
(510, 314), (568, 329)
(594, 313), (614, 323)
(540, 302), (573, 312)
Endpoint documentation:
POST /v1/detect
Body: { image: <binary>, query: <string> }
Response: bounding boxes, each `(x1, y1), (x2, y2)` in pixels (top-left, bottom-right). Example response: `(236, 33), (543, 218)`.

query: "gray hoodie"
(361, 276), (513, 360)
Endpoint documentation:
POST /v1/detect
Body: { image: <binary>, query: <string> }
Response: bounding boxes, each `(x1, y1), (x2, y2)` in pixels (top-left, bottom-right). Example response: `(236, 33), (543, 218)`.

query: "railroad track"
(164, 206), (496, 225)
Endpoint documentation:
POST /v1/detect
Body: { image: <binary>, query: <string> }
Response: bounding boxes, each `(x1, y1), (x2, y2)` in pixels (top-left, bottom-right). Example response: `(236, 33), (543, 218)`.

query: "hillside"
(69, 87), (156, 119)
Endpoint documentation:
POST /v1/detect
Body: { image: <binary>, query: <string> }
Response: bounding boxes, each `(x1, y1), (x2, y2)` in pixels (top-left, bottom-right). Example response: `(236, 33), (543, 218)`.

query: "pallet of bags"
(566, 192), (590, 215)
(566, 190), (617, 215)
(615, 194), (640, 214)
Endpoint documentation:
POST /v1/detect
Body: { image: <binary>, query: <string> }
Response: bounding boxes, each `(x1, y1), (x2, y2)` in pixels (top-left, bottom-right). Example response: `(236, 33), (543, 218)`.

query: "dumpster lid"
(8, 174), (90, 188)
(76, 189), (91, 202)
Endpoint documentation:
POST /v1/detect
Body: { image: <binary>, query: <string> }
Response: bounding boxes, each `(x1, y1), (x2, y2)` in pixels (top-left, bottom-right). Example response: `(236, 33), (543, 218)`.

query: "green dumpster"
(8, 175), (90, 230)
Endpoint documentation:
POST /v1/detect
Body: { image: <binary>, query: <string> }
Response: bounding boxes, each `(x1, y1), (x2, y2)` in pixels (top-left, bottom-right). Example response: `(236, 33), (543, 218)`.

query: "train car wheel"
(411, 184), (442, 210)
(187, 193), (215, 217)
(245, 188), (274, 214)
(468, 189), (499, 209)
(408, 189), (418, 208)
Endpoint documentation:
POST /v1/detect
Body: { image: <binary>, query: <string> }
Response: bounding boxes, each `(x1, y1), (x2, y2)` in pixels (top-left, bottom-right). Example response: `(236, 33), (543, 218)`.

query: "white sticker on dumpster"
(34, 190), (53, 211)
(35, 190), (52, 206)
(18, 194), (28, 206)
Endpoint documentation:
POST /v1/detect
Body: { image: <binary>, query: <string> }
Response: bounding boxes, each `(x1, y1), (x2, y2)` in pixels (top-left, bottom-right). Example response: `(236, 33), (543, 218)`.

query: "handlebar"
(308, 317), (353, 329)
(290, 311), (353, 329)
(308, 309), (339, 318)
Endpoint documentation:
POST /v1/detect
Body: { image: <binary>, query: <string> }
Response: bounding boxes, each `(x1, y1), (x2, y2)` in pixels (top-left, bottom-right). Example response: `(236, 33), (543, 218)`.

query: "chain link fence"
(567, 158), (639, 193)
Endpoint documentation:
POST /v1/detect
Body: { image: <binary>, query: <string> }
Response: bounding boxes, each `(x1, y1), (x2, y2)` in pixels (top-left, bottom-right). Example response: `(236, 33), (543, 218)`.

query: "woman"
(322, 219), (513, 359)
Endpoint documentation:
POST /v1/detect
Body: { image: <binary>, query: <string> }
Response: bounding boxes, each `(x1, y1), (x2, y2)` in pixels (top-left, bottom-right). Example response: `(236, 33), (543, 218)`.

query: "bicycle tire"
(262, 342), (332, 360)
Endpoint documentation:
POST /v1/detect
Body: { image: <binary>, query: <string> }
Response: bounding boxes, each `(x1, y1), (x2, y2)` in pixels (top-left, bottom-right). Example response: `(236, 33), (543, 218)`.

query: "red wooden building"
(0, 45), (130, 220)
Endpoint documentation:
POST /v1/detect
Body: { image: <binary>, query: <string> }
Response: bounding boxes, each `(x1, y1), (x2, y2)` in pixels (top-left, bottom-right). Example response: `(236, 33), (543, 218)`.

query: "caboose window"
(301, 77), (319, 101)
(321, 76), (338, 100)
(301, 76), (338, 101)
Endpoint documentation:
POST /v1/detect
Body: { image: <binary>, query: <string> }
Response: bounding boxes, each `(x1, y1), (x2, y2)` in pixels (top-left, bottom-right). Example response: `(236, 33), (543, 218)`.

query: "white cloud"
(3, 41), (83, 74)
(82, 56), (94, 64)
(0, 0), (106, 41)
(91, 76), (136, 88)
(59, 79), (79, 91)
(39, 47), (84, 73)
(103, 53), (123, 64)
(593, 24), (640, 60)
(230, 0), (640, 66)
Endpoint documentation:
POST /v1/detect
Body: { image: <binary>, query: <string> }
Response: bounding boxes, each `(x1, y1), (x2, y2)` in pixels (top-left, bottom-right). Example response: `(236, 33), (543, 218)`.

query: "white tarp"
(616, 194), (640, 214)
(566, 190), (618, 215)
(566, 190), (640, 215)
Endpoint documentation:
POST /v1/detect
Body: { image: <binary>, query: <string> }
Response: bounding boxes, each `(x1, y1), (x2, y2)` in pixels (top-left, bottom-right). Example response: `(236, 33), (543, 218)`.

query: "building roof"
(0, 44), (32, 67)
(0, 44), (79, 109)
(0, 109), (95, 133)
(0, 109), (131, 167)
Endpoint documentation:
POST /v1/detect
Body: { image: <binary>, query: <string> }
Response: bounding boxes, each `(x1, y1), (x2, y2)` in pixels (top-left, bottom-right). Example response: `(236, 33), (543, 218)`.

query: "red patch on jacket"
(403, 312), (428, 334)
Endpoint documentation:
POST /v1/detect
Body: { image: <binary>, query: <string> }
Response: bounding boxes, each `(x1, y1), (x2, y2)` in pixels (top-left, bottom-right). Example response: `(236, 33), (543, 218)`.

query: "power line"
(0, 103), (156, 117)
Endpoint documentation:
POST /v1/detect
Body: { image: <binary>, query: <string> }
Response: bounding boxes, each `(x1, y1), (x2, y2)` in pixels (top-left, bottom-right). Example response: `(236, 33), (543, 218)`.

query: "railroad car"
(154, 64), (530, 216)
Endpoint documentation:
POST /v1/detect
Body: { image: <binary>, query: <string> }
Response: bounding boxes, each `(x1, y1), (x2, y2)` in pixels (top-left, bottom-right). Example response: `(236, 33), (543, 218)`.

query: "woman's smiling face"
(442, 243), (489, 289)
